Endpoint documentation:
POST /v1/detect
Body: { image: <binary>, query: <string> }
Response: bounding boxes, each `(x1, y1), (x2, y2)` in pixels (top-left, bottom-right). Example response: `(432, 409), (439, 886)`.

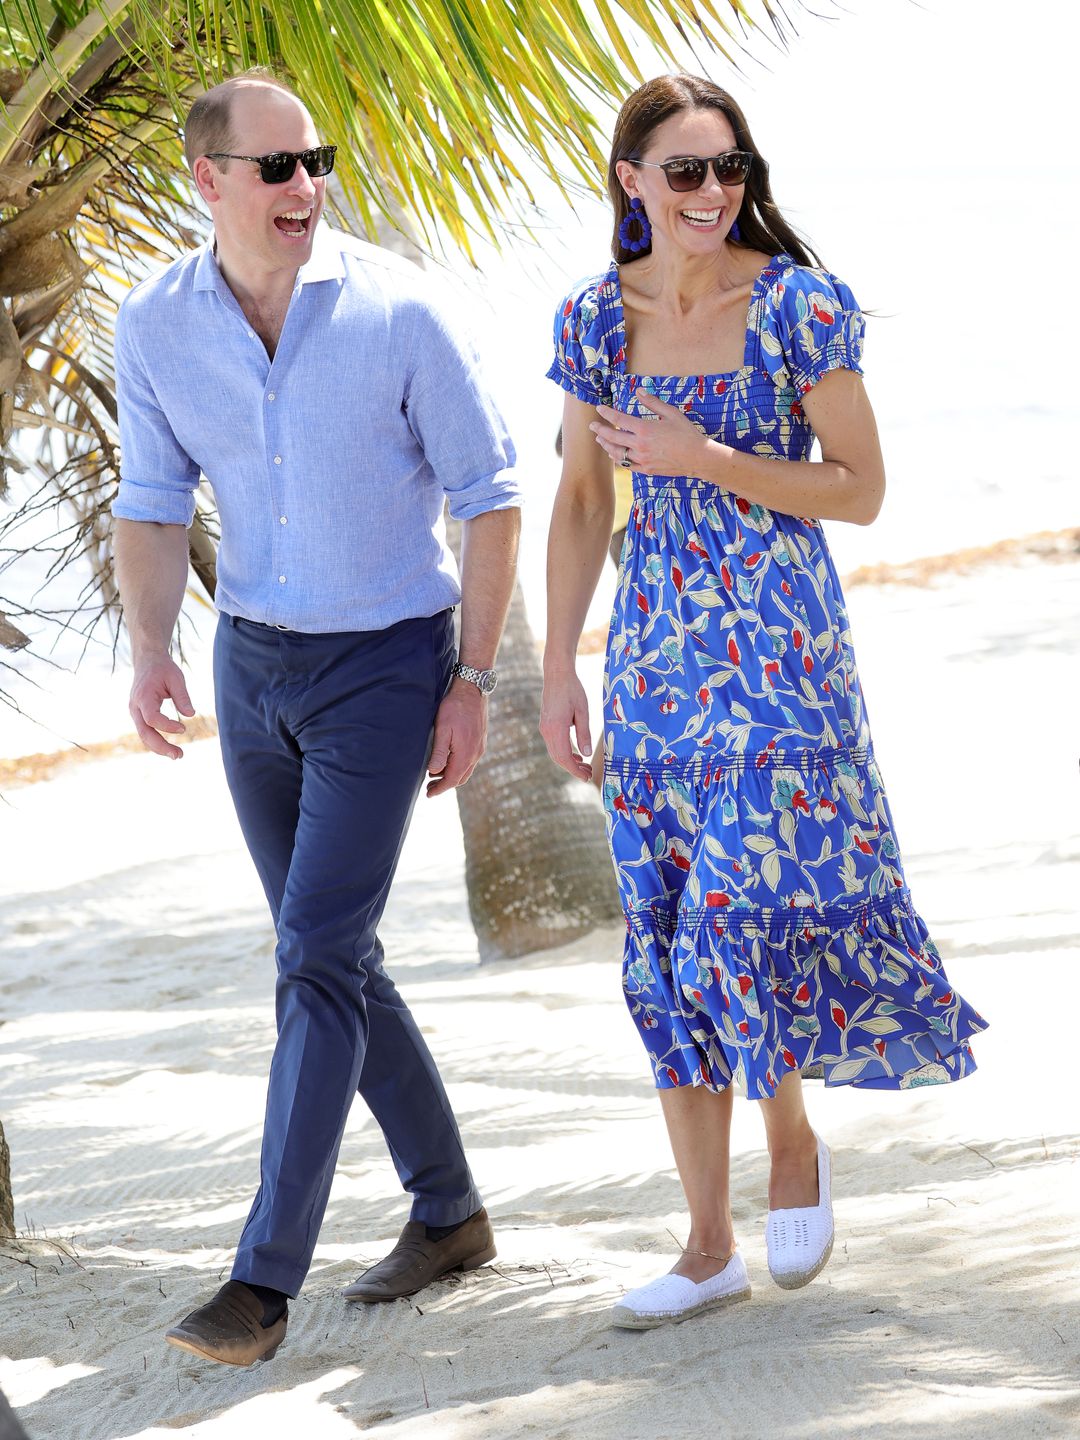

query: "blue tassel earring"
(729, 218), (742, 242)
(618, 196), (652, 254)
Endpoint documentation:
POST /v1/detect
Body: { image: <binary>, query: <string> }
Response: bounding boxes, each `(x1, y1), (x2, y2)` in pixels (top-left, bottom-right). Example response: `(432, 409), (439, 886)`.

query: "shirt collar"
(192, 221), (346, 294)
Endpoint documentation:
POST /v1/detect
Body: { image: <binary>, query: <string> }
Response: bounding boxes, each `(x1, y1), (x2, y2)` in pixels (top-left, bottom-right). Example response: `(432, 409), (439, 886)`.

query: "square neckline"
(606, 253), (787, 385)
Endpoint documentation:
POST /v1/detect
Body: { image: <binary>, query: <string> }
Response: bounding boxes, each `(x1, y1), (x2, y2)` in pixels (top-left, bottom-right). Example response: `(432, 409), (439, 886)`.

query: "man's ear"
(191, 156), (221, 206)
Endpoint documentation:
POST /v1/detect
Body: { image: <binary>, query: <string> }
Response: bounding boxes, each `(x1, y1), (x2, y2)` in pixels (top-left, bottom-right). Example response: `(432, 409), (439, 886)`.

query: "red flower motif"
(735, 497), (751, 514)
(936, 990), (953, 1006)
(853, 832), (873, 855)
(812, 303), (834, 326)
(737, 1020), (750, 1036)
(874, 1038), (888, 1056)
(794, 982), (811, 1005)
(721, 560), (733, 590)
(634, 804), (653, 822)
(697, 375), (706, 400)
(831, 1002), (847, 1031)
(698, 685), (711, 706)
(736, 974), (753, 996)
(745, 551), (762, 566)
(764, 661), (780, 687)
(727, 635), (741, 665)
(672, 564), (684, 592)
(803, 652), (814, 673)
(714, 379), (727, 395)
(635, 672), (646, 697)
(664, 1066), (680, 1084)
(636, 591), (649, 614)
(793, 627), (804, 650)
(782, 1047), (798, 1068)
(705, 891), (731, 907)
(613, 794), (629, 816)
(792, 789), (811, 814)
(781, 580), (792, 596)
(732, 861), (742, 873)
(668, 845), (691, 872)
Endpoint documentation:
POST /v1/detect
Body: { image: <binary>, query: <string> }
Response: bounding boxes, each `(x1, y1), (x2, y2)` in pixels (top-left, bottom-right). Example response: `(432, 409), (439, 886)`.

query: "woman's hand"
(539, 669), (594, 782)
(590, 390), (724, 479)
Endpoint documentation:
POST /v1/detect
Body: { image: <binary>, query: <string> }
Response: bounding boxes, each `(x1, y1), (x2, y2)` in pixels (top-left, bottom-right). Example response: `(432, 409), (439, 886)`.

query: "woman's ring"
(622, 445), (631, 467)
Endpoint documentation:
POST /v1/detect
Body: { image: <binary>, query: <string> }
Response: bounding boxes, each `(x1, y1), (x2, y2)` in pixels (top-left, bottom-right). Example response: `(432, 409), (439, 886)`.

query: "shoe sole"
(769, 1232), (834, 1290)
(611, 1284), (751, 1331)
(165, 1332), (282, 1366)
(342, 1241), (498, 1303)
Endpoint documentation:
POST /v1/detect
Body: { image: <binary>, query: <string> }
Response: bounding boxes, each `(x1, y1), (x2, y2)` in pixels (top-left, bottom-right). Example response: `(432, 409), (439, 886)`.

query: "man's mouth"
(680, 208), (722, 229)
(274, 208), (313, 237)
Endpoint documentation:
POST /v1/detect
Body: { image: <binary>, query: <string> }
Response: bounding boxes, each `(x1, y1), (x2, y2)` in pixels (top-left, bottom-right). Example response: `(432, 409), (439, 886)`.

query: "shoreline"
(3, 526), (1078, 789)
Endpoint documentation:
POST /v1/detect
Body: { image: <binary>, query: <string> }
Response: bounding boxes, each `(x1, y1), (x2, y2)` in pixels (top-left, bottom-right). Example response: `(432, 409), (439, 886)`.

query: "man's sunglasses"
(205, 145), (337, 184)
(631, 150), (753, 193)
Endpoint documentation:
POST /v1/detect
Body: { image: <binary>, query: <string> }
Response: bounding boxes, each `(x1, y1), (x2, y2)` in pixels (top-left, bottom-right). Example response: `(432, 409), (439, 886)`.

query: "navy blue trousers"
(213, 610), (482, 1296)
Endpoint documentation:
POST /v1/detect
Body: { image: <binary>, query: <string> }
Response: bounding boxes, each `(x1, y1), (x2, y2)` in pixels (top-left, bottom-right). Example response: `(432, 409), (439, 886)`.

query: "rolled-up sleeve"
(112, 298), (200, 525)
(403, 295), (518, 521)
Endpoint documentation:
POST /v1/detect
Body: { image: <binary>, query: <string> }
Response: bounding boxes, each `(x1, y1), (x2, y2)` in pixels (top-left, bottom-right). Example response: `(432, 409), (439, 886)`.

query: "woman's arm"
(540, 393), (616, 781)
(591, 367), (886, 525)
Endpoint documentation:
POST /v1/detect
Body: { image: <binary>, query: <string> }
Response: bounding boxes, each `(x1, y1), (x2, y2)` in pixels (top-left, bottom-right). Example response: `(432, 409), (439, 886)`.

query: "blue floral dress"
(547, 255), (986, 1098)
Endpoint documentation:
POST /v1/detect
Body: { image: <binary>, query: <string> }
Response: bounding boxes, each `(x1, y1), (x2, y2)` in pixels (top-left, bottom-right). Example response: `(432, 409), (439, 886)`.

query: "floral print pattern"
(548, 255), (985, 1098)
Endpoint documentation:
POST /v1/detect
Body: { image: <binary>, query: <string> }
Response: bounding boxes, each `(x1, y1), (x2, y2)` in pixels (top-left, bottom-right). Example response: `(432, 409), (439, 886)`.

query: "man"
(112, 71), (519, 1367)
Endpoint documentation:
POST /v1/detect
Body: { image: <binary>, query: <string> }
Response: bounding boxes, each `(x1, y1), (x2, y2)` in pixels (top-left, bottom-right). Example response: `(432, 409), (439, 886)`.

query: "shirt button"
(278, 575), (286, 584)
(279, 515), (288, 525)
(267, 392), (276, 401)
(247, 330), (255, 339)
(273, 455), (282, 465)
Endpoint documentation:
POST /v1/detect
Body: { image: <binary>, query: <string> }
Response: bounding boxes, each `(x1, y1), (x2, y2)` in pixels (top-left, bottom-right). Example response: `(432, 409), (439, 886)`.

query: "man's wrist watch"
(452, 661), (498, 695)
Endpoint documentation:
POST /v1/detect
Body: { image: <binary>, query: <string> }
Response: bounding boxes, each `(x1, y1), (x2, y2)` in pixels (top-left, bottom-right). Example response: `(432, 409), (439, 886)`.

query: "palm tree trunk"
(0, 1116), (13, 1236)
(448, 522), (621, 960)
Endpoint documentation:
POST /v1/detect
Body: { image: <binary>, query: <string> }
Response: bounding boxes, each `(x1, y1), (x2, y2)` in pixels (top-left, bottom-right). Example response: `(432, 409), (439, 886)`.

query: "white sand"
(2, 559), (1079, 1439)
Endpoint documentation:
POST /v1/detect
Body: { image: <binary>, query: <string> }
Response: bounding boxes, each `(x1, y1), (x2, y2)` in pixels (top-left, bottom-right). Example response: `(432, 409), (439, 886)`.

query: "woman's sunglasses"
(631, 150), (752, 193)
(205, 145), (337, 184)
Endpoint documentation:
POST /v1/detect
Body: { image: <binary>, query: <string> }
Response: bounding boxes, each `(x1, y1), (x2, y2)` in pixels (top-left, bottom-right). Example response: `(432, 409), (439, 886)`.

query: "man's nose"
(287, 165), (317, 200)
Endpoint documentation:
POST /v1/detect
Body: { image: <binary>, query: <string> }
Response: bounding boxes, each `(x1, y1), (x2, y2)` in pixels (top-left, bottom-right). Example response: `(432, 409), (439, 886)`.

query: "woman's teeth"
(681, 209), (722, 228)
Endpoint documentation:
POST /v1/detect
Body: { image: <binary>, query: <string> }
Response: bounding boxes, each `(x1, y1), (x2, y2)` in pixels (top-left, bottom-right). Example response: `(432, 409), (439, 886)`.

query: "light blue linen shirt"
(112, 225), (518, 632)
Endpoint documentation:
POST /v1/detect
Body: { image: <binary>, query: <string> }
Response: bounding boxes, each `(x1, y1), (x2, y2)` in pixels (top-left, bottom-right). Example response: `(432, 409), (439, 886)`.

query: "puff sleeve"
(759, 265), (865, 395)
(546, 274), (616, 407)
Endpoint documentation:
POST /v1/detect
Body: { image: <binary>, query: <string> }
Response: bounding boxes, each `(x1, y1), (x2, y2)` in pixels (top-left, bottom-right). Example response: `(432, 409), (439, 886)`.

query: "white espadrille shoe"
(765, 1133), (834, 1290)
(612, 1249), (751, 1330)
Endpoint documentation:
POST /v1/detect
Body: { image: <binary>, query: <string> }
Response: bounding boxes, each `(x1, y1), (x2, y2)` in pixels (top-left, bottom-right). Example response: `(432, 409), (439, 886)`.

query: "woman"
(541, 74), (985, 1331)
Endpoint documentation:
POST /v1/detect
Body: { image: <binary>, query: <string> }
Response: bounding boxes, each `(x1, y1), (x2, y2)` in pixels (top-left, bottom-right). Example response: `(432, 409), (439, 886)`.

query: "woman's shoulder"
(763, 256), (861, 317)
(757, 255), (866, 391)
(549, 262), (621, 403)
(556, 263), (620, 320)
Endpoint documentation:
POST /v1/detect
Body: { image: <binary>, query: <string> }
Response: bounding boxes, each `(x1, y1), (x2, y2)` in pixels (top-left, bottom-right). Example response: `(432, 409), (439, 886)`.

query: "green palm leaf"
(1, 0), (797, 690)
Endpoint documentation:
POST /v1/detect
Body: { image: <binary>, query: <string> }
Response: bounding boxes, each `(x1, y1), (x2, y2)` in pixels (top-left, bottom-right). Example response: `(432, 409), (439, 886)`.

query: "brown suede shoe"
(342, 1207), (496, 1302)
(165, 1281), (287, 1366)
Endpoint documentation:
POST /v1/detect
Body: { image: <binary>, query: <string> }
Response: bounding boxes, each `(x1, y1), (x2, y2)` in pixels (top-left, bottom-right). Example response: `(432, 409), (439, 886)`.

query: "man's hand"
(129, 652), (196, 760)
(426, 679), (488, 797)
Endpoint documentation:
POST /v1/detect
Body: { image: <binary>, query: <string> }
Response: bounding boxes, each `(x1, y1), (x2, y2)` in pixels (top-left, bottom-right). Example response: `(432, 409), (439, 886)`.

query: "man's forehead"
(229, 85), (317, 144)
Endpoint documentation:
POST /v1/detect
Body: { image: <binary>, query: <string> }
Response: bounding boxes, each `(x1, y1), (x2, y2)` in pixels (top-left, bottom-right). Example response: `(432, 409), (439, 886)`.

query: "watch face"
(479, 670), (498, 694)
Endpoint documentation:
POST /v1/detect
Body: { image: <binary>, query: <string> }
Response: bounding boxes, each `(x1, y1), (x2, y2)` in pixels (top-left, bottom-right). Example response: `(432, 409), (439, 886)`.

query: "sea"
(1, 0), (1075, 754)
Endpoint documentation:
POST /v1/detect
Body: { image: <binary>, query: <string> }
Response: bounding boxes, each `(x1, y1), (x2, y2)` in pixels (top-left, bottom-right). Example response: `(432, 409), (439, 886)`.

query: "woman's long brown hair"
(608, 74), (822, 269)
